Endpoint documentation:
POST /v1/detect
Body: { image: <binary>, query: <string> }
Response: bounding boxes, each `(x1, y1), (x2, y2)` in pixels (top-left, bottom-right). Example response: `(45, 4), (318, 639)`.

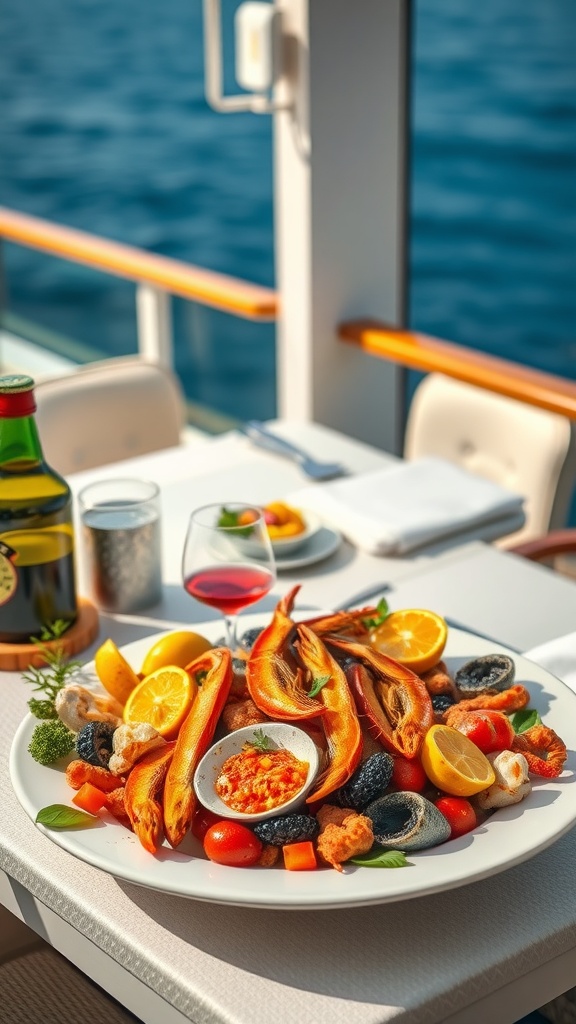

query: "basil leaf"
(349, 848), (408, 868)
(361, 597), (390, 631)
(511, 708), (542, 733)
(308, 674), (330, 698)
(217, 506), (254, 537)
(36, 804), (97, 829)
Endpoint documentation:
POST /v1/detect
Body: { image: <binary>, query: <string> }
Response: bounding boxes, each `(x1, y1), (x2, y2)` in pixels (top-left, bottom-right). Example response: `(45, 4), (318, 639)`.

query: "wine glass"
(182, 502), (276, 650)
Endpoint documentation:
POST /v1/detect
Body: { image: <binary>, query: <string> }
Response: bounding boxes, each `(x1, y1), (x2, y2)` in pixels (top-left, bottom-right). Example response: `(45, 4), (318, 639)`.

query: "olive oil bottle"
(0, 375), (77, 643)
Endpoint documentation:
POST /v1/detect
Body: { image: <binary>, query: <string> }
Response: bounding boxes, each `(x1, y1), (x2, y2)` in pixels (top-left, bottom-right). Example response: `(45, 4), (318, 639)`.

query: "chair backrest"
(404, 373), (576, 546)
(34, 357), (187, 476)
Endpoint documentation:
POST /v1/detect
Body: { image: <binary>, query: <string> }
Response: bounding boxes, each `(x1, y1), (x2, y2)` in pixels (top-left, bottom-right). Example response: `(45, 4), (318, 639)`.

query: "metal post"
(136, 284), (174, 367)
(273, 0), (410, 453)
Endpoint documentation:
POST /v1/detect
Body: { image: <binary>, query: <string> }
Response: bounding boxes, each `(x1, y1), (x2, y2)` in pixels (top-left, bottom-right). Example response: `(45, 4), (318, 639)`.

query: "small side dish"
(193, 723), (320, 823)
(217, 503), (318, 555)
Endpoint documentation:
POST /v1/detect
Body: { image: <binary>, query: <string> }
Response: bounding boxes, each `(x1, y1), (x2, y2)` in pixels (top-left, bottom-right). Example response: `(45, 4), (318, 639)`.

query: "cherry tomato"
(191, 807), (222, 842)
(391, 756), (427, 793)
(451, 710), (515, 754)
(203, 821), (263, 867)
(434, 796), (477, 839)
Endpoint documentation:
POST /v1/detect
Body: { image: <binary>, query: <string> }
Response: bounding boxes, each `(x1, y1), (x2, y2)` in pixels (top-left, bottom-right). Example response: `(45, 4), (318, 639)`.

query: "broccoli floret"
(28, 720), (75, 765)
(28, 698), (58, 720)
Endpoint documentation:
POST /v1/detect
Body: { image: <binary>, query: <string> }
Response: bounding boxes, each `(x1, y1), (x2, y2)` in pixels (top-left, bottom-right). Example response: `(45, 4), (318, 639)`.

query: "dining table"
(2, 419), (576, 1024)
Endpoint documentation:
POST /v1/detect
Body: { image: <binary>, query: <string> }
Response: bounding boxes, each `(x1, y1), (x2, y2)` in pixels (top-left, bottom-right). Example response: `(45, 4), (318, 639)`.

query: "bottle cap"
(0, 375), (36, 417)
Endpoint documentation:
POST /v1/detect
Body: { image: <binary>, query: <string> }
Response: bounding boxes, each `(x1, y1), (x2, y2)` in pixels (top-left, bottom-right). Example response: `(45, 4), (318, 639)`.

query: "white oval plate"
(9, 613), (576, 910)
(274, 526), (342, 571)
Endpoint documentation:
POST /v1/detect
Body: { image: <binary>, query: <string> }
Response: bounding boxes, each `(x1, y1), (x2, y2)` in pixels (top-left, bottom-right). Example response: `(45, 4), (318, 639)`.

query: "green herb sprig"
(22, 642), (82, 715)
(245, 728), (273, 753)
(307, 674), (330, 699)
(361, 597), (390, 631)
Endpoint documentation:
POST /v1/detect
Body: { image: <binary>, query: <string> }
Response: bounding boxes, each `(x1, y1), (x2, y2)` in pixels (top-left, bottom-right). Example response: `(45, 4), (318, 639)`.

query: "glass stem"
(223, 614), (239, 651)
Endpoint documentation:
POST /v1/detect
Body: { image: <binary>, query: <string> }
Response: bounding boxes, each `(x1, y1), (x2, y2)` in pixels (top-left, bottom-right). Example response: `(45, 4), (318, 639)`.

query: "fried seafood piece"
(65, 759), (124, 793)
(55, 684), (124, 733)
(420, 661), (456, 698)
(108, 722), (166, 776)
(475, 750), (532, 810)
(316, 804), (374, 872)
(221, 697), (269, 733)
(246, 586), (325, 721)
(257, 844), (280, 867)
(447, 684), (530, 716)
(104, 787), (132, 829)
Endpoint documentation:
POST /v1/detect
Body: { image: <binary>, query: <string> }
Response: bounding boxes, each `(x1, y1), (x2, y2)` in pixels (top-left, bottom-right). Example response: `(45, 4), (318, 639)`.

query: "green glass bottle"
(0, 375), (77, 643)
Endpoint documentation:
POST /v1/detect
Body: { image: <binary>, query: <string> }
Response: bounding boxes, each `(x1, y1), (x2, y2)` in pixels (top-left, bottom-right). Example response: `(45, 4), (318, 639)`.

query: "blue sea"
(1, 0), (575, 423)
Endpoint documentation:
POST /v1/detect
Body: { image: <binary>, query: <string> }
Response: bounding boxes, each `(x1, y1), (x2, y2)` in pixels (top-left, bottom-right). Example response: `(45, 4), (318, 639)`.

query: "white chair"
(34, 357), (191, 476)
(403, 373), (576, 546)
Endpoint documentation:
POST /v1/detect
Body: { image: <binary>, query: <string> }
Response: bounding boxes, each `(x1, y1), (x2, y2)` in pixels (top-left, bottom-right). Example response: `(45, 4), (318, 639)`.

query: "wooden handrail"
(339, 319), (576, 421)
(0, 207), (278, 321)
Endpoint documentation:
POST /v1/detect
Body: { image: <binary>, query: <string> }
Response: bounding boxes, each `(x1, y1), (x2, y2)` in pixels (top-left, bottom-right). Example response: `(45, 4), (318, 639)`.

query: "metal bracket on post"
(203, 0), (290, 114)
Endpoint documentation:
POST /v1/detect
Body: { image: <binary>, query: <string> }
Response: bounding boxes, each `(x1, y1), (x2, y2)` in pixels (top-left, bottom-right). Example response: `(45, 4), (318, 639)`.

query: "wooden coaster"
(0, 597), (100, 671)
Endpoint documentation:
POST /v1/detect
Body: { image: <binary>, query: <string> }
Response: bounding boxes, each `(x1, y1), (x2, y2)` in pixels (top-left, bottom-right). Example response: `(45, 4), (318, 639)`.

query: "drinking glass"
(79, 478), (162, 613)
(182, 502), (276, 650)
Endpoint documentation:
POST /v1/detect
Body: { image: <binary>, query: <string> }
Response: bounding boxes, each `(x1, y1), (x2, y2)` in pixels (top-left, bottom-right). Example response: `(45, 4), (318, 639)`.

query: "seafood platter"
(9, 586), (576, 910)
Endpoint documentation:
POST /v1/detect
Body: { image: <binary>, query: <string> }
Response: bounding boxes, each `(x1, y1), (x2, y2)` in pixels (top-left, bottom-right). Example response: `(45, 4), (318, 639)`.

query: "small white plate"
(194, 723), (320, 822)
(274, 525), (342, 571)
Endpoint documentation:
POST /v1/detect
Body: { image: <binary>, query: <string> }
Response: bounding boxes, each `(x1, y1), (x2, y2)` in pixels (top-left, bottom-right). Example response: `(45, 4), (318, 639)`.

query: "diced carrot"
(282, 840), (317, 871)
(71, 782), (108, 815)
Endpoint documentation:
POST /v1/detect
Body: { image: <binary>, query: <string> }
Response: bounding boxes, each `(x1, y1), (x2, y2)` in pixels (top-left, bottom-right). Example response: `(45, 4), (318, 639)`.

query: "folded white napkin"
(525, 632), (576, 696)
(289, 456), (524, 555)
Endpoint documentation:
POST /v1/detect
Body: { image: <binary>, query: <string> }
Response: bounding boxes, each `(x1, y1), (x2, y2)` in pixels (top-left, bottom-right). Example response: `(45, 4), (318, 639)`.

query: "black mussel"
(232, 657), (247, 676)
(238, 626), (265, 653)
(365, 792), (450, 851)
(331, 752), (394, 811)
(455, 654), (515, 696)
(76, 721), (116, 769)
(253, 813), (320, 847)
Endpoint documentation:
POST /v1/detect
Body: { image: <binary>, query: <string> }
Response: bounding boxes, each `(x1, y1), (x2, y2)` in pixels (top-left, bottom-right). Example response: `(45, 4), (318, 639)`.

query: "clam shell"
(365, 791), (451, 852)
(455, 654), (515, 697)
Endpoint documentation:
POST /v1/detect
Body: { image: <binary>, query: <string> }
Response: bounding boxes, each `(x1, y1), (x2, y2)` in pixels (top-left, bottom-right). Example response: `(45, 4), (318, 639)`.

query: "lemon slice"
(94, 638), (142, 705)
(370, 608), (448, 674)
(123, 666), (197, 739)
(421, 724), (496, 797)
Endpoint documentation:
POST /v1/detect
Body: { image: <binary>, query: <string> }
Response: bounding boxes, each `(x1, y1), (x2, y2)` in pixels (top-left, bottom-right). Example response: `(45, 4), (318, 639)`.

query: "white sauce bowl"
(193, 723), (321, 823)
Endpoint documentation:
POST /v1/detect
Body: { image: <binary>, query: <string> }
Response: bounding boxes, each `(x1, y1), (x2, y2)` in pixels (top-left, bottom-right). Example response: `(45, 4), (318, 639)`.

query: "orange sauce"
(216, 745), (309, 814)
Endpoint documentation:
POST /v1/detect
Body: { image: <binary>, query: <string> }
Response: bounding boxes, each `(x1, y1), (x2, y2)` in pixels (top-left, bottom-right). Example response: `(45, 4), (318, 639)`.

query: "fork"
(241, 421), (347, 481)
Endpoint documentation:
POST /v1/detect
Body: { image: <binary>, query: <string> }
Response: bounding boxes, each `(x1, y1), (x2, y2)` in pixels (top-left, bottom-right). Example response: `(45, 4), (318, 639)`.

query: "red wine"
(184, 564), (274, 615)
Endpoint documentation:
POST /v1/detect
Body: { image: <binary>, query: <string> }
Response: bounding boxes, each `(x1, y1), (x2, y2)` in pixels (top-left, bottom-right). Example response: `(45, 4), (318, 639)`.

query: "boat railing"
(339, 319), (576, 422)
(0, 206), (278, 372)
(2, 205), (574, 435)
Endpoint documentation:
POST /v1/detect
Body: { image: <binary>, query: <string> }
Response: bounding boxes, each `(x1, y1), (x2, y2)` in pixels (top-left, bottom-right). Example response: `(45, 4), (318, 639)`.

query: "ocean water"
(1, 0), (575, 423)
